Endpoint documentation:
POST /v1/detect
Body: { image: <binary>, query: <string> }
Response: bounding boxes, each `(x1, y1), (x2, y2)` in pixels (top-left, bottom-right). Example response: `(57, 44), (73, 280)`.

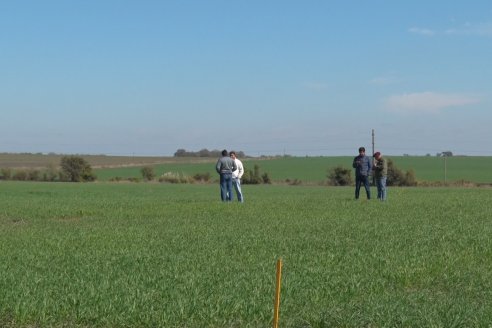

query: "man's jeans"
(376, 176), (387, 201)
(220, 173), (233, 201)
(232, 177), (244, 202)
(355, 175), (371, 200)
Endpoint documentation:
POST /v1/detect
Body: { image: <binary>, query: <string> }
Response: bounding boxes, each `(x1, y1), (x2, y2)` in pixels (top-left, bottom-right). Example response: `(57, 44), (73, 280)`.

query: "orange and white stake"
(273, 258), (283, 328)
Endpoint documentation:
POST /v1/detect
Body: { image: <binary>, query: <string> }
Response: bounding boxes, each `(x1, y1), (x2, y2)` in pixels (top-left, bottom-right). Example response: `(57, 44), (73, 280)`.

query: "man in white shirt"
(230, 151), (244, 203)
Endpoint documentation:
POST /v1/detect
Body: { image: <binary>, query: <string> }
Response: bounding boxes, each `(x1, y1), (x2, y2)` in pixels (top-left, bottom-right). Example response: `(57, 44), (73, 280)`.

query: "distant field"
(2, 153), (491, 183)
(93, 156), (492, 183)
(1, 182), (491, 327)
(0, 153), (215, 169)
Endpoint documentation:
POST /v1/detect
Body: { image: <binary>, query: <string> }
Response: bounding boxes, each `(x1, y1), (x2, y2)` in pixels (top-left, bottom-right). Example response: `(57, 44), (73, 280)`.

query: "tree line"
(174, 149), (247, 158)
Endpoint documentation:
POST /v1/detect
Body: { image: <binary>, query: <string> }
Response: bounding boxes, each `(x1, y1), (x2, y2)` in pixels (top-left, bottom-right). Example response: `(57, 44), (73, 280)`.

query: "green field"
(1, 182), (491, 327)
(93, 156), (492, 184)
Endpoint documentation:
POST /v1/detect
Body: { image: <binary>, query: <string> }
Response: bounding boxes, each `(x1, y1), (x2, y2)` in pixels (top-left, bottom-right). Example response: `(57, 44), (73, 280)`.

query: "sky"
(1, 0), (491, 157)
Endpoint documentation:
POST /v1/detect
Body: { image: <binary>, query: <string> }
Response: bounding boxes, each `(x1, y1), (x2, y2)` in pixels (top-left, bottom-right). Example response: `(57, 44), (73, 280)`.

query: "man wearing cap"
(352, 146), (372, 200)
(373, 151), (388, 201)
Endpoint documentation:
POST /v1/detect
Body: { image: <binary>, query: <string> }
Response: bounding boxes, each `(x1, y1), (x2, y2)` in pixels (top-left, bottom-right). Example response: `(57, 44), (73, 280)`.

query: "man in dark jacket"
(216, 149), (237, 201)
(352, 146), (372, 200)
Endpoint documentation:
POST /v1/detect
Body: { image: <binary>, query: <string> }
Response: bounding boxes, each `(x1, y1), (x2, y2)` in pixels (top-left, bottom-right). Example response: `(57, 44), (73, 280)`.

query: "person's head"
(221, 149), (228, 157)
(229, 151), (236, 159)
(373, 152), (381, 160)
(358, 147), (365, 155)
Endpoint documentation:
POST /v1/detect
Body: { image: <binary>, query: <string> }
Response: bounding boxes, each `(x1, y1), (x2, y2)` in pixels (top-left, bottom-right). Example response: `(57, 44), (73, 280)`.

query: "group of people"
(215, 149), (244, 202)
(353, 146), (388, 201)
(215, 146), (387, 203)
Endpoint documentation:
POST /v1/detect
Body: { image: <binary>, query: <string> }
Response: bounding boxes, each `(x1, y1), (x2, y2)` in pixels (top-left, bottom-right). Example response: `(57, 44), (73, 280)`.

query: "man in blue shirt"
(352, 146), (372, 200)
(215, 149), (237, 202)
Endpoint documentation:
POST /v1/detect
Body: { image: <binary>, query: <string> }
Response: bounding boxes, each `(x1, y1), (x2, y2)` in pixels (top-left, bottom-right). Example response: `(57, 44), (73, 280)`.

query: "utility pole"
(372, 129), (375, 157)
(444, 154), (447, 183)
(372, 129), (375, 184)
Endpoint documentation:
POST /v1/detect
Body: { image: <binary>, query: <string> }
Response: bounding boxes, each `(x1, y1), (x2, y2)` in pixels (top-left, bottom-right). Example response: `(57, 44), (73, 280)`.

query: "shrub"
(1, 168), (12, 180)
(60, 156), (96, 182)
(193, 172), (211, 183)
(141, 166), (155, 181)
(13, 169), (28, 181)
(286, 178), (303, 186)
(327, 166), (353, 186)
(43, 163), (59, 181)
(27, 169), (40, 181)
(243, 164), (271, 184)
(159, 172), (192, 184)
(261, 173), (271, 184)
(387, 159), (416, 186)
(405, 169), (417, 186)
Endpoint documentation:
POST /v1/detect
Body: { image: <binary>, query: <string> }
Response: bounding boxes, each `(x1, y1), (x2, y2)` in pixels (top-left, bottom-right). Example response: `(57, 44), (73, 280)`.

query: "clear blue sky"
(1, 1), (491, 156)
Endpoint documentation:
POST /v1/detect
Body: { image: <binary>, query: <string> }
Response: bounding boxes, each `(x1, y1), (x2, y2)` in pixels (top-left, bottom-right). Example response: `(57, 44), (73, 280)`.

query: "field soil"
(0, 153), (215, 169)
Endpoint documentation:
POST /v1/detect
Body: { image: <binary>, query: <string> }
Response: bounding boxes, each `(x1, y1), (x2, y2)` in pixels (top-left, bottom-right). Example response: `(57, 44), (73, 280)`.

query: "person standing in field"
(216, 149), (237, 202)
(230, 151), (244, 203)
(352, 146), (372, 200)
(373, 151), (388, 201)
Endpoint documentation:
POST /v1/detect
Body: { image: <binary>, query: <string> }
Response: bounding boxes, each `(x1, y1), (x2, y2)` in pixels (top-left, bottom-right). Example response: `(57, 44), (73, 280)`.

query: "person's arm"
(216, 159), (222, 174)
(352, 157), (358, 168)
(237, 161), (244, 179)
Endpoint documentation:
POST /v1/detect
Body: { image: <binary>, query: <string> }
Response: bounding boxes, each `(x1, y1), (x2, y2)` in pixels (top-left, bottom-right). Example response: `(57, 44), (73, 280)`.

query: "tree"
(327, 166), (353, 186)
(174, 149), (187, 157)
(60, 156), (96, 182)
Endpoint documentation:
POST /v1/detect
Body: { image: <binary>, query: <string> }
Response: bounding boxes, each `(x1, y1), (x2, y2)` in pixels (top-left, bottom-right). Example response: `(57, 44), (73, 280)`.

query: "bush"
(13, 169), (28, 181)
(60, 156), (96, 182)
(405, 169), (417, 186)
(327, 166), (353, 186)
(387, 159), (416, 186)
(193, 172), (211, 183)
(286, 178), (303, 186)
(141, 166), (155, 181)
(243, 164), (271, 184)
(159, 172), (192, 184)
(43, 163), (59, 181)
(1, 168), (12, 180)
(261, 173), (271, 184)
(27, 169), (40, 181)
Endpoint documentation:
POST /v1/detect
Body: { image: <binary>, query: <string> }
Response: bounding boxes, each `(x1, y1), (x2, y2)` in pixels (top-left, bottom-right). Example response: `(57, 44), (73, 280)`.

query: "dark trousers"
(220, 173), (233, 201)
(355, 175), (371, 199)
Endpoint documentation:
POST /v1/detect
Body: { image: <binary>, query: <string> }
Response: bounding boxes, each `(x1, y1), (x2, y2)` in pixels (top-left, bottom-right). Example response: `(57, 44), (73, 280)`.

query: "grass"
(1, 182), (492, 327)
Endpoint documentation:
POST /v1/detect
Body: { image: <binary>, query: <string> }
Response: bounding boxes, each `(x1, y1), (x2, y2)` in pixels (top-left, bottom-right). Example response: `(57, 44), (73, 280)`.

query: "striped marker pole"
(273, 258), (283, 328)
